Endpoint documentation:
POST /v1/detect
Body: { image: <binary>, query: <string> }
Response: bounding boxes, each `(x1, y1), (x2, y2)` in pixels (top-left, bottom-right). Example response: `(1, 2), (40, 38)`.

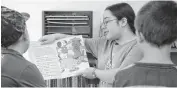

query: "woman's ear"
(119, 17), (127, 27)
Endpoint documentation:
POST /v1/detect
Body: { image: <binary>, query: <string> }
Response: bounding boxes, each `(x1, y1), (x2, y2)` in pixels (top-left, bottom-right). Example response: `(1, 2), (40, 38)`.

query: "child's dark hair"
(1, 6), (28, 48)
(1, 15), (24, 48)
(135, 1), (177, 47)
(106, 3), (136, 34)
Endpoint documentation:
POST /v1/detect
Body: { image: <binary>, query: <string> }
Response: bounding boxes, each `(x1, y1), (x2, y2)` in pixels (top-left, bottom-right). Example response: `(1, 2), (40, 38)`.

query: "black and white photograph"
(1, 0), (177, 87)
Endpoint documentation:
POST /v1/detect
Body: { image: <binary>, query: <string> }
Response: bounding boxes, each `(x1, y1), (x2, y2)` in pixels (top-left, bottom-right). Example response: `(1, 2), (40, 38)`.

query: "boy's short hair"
(1, 6), (30, 48)
(135, 1), (177, 47)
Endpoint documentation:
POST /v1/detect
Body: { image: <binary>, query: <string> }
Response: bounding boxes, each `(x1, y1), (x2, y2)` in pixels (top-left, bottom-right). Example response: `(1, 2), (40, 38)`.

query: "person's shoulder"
(1, 55), (41, 86)
(21, 60), (40, 74)
(19, 64), (46, 87)
(113, 64), (136, 87)
(124, 39), (143, 60)
(2, 52), (37, 74)
(129, 40), (143, 54)
(132, 44), (142, 53)
(15, 56), (35, 68)
(2, 53), (34, 72)
(128, 39), (139, 48)
(115, 64), (136, 77)
(2, 51), (32, 64)
(2, 52), (19, 60)
(123, 39), (140, 51)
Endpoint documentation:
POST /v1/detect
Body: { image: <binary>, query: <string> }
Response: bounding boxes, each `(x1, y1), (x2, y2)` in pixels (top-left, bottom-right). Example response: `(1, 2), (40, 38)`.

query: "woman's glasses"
(103, 19), (117, 27)
(99, 19), (117, 37)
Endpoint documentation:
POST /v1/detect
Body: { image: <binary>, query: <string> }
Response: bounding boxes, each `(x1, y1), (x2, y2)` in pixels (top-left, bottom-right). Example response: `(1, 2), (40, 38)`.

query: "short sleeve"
(84, 38), (101, 58)
(19, 64), (46, 87)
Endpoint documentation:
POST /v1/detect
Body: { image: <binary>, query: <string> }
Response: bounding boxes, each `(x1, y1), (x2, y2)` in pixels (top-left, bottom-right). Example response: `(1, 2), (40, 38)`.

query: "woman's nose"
(101, 23), (107, 30)
(99, 23), (107, 37)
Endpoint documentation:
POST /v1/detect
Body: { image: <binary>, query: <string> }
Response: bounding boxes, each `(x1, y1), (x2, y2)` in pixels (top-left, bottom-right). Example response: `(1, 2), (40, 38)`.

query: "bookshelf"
(42, 11), (99, 87)
(43, 11), (93, 38)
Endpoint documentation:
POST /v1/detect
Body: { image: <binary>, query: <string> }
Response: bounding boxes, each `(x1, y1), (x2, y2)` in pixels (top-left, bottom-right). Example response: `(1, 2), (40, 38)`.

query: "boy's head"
(135, 1), (177, 47)
(1, 6), (30, 53)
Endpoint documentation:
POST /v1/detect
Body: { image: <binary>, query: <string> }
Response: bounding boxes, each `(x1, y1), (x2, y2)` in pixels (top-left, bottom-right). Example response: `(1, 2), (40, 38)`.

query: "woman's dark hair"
(106, 3), (136, 34)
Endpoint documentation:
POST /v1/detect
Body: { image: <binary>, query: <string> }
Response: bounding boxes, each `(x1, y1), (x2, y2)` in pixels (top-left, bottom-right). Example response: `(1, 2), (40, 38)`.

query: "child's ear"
(136, 30), (144, 43)
(17, 32), (27, 42)
(119, 17), (127, 27)
(20, 29), (29, 41)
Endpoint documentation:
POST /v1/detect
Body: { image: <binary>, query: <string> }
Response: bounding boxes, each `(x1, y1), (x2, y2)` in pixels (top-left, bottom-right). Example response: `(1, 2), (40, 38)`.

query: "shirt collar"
(2, 48), (23, 57)
(115, 37), (137, 45)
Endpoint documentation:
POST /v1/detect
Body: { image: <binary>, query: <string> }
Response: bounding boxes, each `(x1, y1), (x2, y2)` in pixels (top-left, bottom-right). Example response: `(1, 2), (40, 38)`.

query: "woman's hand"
(39, 34), (56, 45)
(38, 33), (68, 45)
(77, 67), (96, 79)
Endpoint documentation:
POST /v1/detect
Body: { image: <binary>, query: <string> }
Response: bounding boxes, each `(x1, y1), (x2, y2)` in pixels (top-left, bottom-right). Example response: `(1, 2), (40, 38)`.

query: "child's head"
(1, 6), (30, 53)
(135, 1), (177, 49)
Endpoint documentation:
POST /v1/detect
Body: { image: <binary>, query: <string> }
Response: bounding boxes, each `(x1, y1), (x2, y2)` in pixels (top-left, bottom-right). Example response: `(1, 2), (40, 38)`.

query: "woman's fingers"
(40, 40), (52, 45)
(38, 35), (55, 45)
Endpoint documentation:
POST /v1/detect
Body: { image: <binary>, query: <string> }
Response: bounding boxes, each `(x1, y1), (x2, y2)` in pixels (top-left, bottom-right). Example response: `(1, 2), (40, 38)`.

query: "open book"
(28, 35), (89, 80)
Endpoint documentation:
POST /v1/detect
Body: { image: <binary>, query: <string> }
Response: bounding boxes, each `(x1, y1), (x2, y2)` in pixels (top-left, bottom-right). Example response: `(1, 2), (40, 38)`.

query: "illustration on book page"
(28, 35), (89, 80)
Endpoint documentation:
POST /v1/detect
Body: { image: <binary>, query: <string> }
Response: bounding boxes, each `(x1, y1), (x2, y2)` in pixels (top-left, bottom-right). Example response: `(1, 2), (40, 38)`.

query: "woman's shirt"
(85, 37), (143, 87)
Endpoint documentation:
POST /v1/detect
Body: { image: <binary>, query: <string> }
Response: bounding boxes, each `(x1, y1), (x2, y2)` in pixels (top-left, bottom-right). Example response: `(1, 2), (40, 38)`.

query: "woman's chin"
(105, 35), (109, 39)
(106, 35), (113, 40)
(106, 35), (119, 41)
